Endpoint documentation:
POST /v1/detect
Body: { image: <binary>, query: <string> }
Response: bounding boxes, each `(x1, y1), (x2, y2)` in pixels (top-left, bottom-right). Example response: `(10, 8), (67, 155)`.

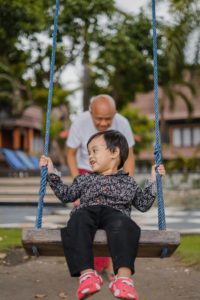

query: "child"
(40, 130), (165, 300)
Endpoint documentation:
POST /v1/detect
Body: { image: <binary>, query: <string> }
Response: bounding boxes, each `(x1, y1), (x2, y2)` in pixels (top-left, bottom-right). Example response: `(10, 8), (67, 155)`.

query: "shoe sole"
(79, 289), (100, 300)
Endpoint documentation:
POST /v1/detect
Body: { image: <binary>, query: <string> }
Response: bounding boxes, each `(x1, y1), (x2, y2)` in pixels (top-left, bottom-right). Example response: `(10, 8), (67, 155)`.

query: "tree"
(166, 146), (200, 180)
(90, 12), (154, 109)
(0, 53), (33, 116)
(166, 0), (200, 72)
(0, 1), (157, 114)
(0, 0), (50, 116)
(120, 105), (154, 155)
(59, 0), (116, 110)
(157, 22), (196, 137)
(153, 0), (199, 137)
(0, 0), (73, 160)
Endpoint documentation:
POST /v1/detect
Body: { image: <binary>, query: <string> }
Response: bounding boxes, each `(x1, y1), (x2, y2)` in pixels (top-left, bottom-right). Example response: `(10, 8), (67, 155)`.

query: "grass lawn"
(0, 228), (22, 252)
(175, 234), (200, 267)
(0, 229), (200, 268)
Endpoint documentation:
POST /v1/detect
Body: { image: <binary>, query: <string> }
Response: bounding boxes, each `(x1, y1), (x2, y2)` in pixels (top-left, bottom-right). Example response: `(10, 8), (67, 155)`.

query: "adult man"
(66, 94), (135, 177)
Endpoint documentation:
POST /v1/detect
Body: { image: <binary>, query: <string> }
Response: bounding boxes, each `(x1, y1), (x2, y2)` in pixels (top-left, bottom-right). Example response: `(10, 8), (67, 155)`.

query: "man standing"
(66, 94), (135, 177)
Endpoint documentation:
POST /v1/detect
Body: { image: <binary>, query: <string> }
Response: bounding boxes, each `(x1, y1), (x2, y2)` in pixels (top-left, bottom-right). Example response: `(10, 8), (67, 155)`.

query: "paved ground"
(1, 205), (200, 234)
(0, 249), (200, 300)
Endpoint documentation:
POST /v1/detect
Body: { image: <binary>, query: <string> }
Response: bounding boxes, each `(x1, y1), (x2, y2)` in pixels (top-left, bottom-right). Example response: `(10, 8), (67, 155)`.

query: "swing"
(22, 0), (180, 258)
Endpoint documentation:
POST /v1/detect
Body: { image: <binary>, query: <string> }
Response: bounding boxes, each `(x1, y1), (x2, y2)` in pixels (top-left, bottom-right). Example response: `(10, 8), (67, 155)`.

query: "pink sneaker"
(109, 277), (138, 300)
(76, 271), (103, 299)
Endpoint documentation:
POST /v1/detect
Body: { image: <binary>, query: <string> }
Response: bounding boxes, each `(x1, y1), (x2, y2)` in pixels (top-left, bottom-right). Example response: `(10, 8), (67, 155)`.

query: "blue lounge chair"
(0, 148), (27, 171)
(30, 156), (40, 169)
(15, 151), (38, 170)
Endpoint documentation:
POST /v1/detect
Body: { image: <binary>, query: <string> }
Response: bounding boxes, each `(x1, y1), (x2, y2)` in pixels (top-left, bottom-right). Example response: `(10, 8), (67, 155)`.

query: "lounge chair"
(0, 148), (27, 171)
(0, 148), (28, 177)
(15, 151), (38, 170)
(0, 148), (40, 176)
(30, 156), (40, 169)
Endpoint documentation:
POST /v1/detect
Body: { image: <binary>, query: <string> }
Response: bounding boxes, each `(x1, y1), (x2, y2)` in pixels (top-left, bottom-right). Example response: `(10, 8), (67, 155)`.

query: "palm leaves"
(155, 0), (199, 137)
(0, 61), (32, 116)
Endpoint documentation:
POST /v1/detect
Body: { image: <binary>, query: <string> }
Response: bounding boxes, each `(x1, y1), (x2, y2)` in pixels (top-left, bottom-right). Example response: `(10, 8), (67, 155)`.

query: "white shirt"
(67, 111), (135, 170)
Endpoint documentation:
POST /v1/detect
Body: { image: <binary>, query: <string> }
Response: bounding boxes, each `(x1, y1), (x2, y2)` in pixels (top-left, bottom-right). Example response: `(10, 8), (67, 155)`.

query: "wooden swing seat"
(22, 228), (180, 257)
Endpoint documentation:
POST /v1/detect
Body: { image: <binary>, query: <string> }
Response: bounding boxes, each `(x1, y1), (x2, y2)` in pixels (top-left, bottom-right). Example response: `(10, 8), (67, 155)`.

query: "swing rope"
(33, 0), (167, 256)
(34, 0), (60, 236)
(152, 0), (168, 257)
(152, 0), (167, 232)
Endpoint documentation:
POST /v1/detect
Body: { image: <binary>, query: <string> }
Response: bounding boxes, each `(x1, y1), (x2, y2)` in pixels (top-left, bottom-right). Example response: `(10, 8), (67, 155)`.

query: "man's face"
(90, 98), (116, 131)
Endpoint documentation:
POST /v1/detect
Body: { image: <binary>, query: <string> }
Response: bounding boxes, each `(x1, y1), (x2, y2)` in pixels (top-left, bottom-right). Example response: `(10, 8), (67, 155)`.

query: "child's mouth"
(90, 161), (96, 167)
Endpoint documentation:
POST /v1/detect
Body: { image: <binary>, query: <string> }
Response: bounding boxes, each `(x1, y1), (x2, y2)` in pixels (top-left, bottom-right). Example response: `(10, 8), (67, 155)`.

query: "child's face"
(87, 135), (119, 174)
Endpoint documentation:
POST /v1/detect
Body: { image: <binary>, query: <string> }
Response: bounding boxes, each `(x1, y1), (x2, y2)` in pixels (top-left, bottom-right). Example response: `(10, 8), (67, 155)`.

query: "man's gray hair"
(89, 94), (116, 111)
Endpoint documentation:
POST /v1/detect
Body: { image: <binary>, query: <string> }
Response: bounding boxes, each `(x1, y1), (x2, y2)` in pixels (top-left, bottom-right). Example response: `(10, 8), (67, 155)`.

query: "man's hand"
(66, 147), (79, 178)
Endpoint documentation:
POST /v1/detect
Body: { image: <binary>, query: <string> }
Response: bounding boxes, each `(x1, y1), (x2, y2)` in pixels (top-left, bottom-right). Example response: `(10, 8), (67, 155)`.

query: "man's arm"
(123, 147), (135, 176)
(66, 147), (79, 178)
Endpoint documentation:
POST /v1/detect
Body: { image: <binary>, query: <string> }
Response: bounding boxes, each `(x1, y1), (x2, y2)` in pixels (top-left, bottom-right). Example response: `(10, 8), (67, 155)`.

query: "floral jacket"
(47, 171), (157, 218)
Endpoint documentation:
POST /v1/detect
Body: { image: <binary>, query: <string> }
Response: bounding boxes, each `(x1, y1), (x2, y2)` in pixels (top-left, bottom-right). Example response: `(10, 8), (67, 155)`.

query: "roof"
(137, 146), (200, 160)
(132, 85), (200, 121)
(0, 106), (43, 130)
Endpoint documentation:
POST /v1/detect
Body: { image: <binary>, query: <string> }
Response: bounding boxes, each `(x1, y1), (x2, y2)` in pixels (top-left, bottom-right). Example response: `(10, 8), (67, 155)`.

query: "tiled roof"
(137, 146), (200, 160)
(132, 85), (200, 121)
(0, 106), (43, 130)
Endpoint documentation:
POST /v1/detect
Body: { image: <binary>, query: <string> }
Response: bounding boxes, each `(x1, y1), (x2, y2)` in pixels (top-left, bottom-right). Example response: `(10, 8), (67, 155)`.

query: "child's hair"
(87, 130), (129, 170)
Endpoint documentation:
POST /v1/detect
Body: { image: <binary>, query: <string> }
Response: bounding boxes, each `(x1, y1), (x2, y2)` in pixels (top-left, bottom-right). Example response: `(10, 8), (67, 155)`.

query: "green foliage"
(0, 0), (47, 54)
(167, 0), (200, 67)
(175, 235), (200, 267)
(0, 60), (32, 116)
(0, 228), (21, 252)
(59, 0), (115, 42)
(49, 117), (64, 141)
(166, 147), (200, 174)
(0, 0), (70, 117)
(58, 0), (116, 72)
(90, 12), (154, 108)
(0, 0), (199, 120)
(155, 0), (199, 136)
(59, 2), (155, 108)
(120, 105), (154, 155)
(32, 85), (70, 109)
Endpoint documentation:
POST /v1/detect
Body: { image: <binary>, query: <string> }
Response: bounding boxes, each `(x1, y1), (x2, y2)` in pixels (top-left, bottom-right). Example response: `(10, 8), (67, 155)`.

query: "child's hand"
(150, 164), (166, 181)
(39, 155), (54, 174)
(73, 199), (81, 208)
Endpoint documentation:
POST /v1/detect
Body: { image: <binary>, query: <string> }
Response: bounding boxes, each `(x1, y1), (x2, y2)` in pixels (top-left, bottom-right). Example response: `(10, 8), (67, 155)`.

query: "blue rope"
(151, 0), (167, 233)
(33, 0), (60, 255)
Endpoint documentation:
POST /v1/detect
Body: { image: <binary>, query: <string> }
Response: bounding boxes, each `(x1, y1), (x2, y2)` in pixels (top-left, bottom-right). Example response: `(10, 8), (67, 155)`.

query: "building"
(132, 79), (200, 169)
(0, 106), (44, 154)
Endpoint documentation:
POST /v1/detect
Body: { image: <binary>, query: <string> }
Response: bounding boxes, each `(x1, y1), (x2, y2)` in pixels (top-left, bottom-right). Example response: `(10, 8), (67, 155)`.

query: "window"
(32, 136), (44, 153)
(173, 128), (181, 147)
(172, 127), (200, 147)
(182, 128), (191, 146)
(193, 128), (200, 146)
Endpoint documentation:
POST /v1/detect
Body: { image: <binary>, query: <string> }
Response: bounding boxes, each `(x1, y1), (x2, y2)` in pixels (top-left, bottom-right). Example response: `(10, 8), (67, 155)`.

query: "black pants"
(61, 205), (141, 277)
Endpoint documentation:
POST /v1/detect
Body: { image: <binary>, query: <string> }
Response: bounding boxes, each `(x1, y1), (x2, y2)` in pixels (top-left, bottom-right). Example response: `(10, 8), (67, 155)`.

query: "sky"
(116, 0), (149, 13)
(115, 0), (170, 19)
(63, 0), (170, 114)
(116, 0), (152, 15)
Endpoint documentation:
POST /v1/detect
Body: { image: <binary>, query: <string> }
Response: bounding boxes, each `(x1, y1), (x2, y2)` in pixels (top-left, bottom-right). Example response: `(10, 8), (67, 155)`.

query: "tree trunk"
(82, 21), (91, 111)
(83, 63), (91, 111)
